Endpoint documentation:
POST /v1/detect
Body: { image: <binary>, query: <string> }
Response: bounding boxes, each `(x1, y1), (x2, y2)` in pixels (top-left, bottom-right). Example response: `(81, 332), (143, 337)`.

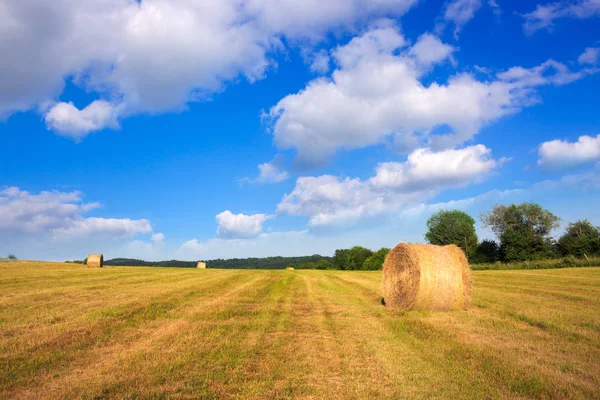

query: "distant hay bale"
(285, 267), (295, 270)
(87, 254), (104, 268)
(197, 262), (206, 269)
(382, 243), (471, 311)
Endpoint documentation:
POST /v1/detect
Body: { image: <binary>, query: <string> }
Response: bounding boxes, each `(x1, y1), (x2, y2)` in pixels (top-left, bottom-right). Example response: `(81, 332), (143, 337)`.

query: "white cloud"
(523, 0), (600, 34)
(370, 145), (507, 190)
(0, 0), (417, 136)
(579, 47), (600, 65)
(277, 145), (504, 227)
(408, 33), (455, 66)
(216, 210), (272, 238)
(0, 186), (152, 240)
(255, 157), (289, 183)
(44, 101), (121, 139)
(308, 50), (331, 74)
(267, 23), (594, 166)
(175, 186), (528, 260)
(242, 156), (289, 184)
(538, 134), (600, 169)
(244, 0), (417, 39)
(440, 0), (482, 37)
(151, 232), (165, 243)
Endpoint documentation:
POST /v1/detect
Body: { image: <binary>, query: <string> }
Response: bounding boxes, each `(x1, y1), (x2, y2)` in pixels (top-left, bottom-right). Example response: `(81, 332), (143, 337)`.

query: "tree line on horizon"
(290, 202), (600, 270)
(425, 202), (600, 263)
(64, 202), (599, 270)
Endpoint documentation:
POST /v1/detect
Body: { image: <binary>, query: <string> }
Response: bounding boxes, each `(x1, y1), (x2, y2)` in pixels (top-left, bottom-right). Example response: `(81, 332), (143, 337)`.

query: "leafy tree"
(481, 203), (560, 262)
(346, 246), (374, 270)
(425, 210), (478, 257)
(333, 249), (350, 270)
(7, 254), (17, 260)
(557, 220), (600, 257)
(363, 248), (390, 270)
(316, 259), (333, 270)
(471, 240), (500, 264)
(299, 262), (316, 269)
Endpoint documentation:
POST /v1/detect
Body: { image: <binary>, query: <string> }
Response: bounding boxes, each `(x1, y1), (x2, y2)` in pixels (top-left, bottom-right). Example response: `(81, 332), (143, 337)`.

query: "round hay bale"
(285, 267), (295, 271)
(382, 243), (471, 311)
(87, 254), (104, 268)
(197, 262), (206, 269)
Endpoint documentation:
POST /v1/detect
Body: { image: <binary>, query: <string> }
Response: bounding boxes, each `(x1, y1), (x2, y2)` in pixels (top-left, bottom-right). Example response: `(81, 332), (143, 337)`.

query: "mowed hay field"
(1, 263), (599, 399)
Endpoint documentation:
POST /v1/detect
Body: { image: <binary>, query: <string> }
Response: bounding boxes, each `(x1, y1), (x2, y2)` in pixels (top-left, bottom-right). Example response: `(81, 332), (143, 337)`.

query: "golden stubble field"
(1, 262), (599, 399)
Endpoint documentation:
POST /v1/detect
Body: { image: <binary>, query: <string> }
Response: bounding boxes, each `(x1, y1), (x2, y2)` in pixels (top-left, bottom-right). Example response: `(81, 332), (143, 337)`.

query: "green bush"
(363, 248), (390, 270)
(316, 260), (333, 270)
(557, 220), (600, 257)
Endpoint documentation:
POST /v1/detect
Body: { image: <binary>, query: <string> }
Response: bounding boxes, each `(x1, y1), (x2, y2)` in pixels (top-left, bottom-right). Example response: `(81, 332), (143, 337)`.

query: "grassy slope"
(0, 262), (599, 399)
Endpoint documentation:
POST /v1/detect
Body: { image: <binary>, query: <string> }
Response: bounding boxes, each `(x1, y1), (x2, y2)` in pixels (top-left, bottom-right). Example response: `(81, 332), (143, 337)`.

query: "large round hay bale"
(382, 243), (471, 311)
(87, 254), (104, 268)
(196, 262), (206, 269)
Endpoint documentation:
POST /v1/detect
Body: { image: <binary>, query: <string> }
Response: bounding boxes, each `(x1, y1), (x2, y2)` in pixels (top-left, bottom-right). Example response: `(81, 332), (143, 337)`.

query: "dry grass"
(1, 261), (599, 399)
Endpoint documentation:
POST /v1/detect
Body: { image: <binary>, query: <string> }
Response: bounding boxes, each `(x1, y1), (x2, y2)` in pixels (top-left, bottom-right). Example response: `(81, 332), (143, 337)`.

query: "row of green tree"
(286, 247), (391, 271)
(425, 203), (600, 263)
(103, 255), (333, 269)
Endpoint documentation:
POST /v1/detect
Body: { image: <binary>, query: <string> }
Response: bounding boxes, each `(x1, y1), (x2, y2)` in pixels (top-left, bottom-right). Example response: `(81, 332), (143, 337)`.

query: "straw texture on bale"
(87, 254), (103, 268)
(197, 262), (206, 269)
(382, 243), (471, 311)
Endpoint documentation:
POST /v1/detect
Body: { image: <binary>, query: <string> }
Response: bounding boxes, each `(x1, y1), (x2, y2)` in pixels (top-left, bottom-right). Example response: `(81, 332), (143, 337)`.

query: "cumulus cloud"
(538, 134), (600, 169)
(243, 156), (289, 184)
(256, 160), (289, 183)
(439, 0), (482, 37)
(44, 101), (121, 139)
(175, 186), (526, 260)
(0, 186), (152, 240)
(0, 0), (417, 136)
(307, 50), (331, 74)
(151, 232), (165, 243)
(579, 47), (600, 65)
(277, 144), (505, 227)
(370, 145), (507, 190)
(523, 0), (600, 34)
(408, 33), (455, 66)
(266, 22), (594, 167)
(216, 210), (272, 238)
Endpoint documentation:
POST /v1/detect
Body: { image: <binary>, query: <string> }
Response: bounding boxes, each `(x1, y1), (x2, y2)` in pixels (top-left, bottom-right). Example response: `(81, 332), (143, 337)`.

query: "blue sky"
(1, 0), (600, 261)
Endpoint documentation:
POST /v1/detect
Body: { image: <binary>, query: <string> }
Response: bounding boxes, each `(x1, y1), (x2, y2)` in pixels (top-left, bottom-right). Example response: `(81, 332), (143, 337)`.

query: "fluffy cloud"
(151, 232), (165, 243)
(370, 145), (506, 190)
(175, 187), (526, 260)
(307, 50), (331, 74)
(579, 47), (600, 65)
(216, 210), (272, 238)
(440, 0), (482, 37)
(0, 0), (416, 136)
(254, 157), (289, 183)
(277, 145), (504, 226)
(0, 186), (152, 240)
(538, 134), (600, 169)
(44, 101), (121, 139)
(267, 23), (593, 166)
(523, 0), (600, 33)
